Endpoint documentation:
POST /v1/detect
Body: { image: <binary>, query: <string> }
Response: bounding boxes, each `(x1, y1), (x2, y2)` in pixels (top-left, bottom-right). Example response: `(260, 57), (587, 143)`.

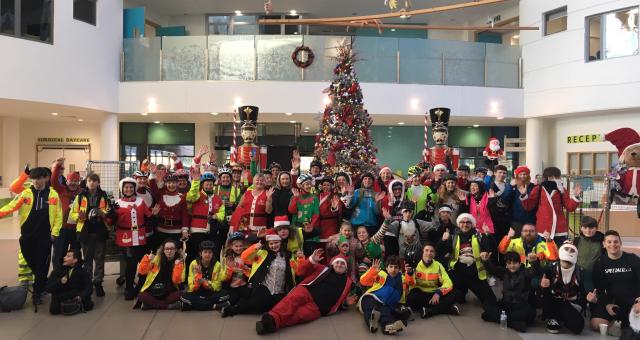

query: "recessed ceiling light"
(289, 120), (296, 124)
(285, 112), (293, 116)
(496, 116), (504, 120)
(210, 112), (219, 115)
(304, 127), (310, 130)
(77, 118), (84, 122)
(410, 98), (419, 109)
(154, 121), (161, 124)
(289, 10), (297, 15)
(234, 10), (242, 16)
(234, 97), (242, 106)
(473, 124), (480, 127)
(390, 28), (396, 32)
(140, 112), (148, 116)
(513, 35), (520, 39)
(397, 122), (405, 125)
(51, 112), (58, 116)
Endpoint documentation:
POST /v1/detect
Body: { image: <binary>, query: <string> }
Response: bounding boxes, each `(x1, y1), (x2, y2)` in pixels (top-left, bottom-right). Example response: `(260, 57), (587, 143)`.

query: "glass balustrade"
(123, 35), (521, 88)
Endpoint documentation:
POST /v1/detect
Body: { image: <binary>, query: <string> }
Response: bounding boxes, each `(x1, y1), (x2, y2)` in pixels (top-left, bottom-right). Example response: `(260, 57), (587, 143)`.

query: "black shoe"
(213, 301), (231, 311)
(95, 283), (105, 297)
(546, 318), (561, 334)
(32, 293), (43, 306)
(221, 306), (234, 318)
(256, 321), (265, 335)
(116, 276), (125, 287)
(260, 313), (276, 333)
(449, 304), (461, 316)
(395, 306), (412, 322)
(124, 289), (136, 301)
(369, 309), (381, 333)
(509, 321), (527, 333)
(421, 306), (433, 319)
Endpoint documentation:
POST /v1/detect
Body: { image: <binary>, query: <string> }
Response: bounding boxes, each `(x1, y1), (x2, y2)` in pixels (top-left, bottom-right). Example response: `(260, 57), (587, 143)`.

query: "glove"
(24, 164), (30, 175)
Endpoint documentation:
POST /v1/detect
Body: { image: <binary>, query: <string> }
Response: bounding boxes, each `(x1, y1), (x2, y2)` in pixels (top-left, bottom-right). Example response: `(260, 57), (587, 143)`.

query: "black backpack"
(0, 285), (27, 312)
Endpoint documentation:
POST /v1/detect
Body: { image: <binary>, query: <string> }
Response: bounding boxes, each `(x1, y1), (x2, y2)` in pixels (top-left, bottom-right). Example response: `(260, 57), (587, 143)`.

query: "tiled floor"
(0, 216), (622, 340)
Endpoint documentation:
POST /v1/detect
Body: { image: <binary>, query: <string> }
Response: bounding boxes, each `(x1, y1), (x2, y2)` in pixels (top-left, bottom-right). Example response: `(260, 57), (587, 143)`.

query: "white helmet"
(119, 177), (137, 196)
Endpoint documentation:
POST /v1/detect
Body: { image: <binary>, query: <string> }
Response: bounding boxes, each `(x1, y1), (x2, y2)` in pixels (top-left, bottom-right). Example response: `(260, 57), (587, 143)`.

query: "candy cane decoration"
(423, 110), (429, 162)
(232, 109), (238, 160)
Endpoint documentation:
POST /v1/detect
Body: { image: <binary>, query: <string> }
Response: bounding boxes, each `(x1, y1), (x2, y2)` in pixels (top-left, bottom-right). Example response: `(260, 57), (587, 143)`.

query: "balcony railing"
(122, 35), (522, 88)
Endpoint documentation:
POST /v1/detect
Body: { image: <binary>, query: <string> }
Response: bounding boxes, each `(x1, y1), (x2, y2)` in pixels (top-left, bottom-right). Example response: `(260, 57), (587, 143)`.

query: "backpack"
(0, 285), (27, 312)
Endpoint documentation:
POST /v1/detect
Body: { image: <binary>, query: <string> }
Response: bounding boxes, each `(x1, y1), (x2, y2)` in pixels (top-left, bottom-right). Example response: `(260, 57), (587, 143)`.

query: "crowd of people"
(1, 147), (639, 338)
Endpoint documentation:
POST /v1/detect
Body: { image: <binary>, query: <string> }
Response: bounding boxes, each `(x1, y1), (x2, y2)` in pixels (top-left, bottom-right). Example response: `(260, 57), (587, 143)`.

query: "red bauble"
(327, 152), (336, 166)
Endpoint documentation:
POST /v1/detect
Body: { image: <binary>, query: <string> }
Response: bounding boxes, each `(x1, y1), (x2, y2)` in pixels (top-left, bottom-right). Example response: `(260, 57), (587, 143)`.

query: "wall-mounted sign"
(567, 134), (602, 144)
(38, 137), (90, 143)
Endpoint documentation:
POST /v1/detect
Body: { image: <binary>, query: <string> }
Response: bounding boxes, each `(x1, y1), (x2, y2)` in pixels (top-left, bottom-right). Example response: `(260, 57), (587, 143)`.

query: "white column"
(1, 117), (21, 189)
(525, 117), (544, 177)
(100, 113), (119, 161)
(194, 122), (212, 153)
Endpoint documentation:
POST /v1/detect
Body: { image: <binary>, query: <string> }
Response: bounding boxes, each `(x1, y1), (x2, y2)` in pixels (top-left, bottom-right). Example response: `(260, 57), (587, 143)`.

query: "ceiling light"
(51, 112), (58, 116)
(234, 10), (242, 16)
(147, 97), (158, 112)
(77, 118), (84, 122)
(154, 121), (161, 124)
(390, 28), (396, 32)
(210, 112), (219, 116)
(397, 122), (405, 125)
(285, 112), (293, 116)
(473, 124), (480, 127)
(289, 10), (297, 16)
(234, 97), (242, 107)
(496, 116), (504, 120)
(513, 35), (519, 39)
(140, 112), (148, 116)
(304, 126), (310, 130)
(410, 98), (419, 109)
(289, 120), (296, 124)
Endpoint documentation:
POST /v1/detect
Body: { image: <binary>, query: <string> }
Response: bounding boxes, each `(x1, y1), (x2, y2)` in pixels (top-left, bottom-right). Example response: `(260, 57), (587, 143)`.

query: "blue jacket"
(510, 183), (536, 225)
(349, 188), (378, 227)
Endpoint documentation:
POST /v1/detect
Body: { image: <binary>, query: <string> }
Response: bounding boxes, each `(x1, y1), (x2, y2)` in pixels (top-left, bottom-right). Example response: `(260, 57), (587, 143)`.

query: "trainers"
(488, 276), (497, 287)
(546, 318), (561, 334)
(369, 309), (381, 333)
(221, 306), (233, 318)
(449, 304), (461, 316)
(608, 321), (622, 337)
(213, 301), (231, 311)
(167, 301), (181, 310)
(383, 320), (405, 335)
(94, 283), (105, 297)
(421, 306), (433, 319)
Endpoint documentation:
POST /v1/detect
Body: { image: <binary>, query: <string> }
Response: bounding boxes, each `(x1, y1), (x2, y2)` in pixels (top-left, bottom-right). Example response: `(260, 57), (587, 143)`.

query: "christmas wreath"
(291, 45), (315, 68)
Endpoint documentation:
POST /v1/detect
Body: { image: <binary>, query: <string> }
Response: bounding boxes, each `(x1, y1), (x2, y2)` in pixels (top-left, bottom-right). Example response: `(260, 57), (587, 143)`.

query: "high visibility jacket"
(69, 191), (109, 233)
(187, 259), (224, 293)
(448, 233), (487, 280)
(498, 235), (558, 267)
(358, 267), (414, 312)
(137, 254), (186, 292)
(240, 243), (296, 286)
(411, 259), (453, 295)
(186, 179), (225, 233)
(0, 186), (62, 237)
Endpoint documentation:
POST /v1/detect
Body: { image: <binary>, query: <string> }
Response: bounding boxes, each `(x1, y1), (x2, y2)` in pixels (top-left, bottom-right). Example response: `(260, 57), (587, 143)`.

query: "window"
(587, 7), (639, 61)
(544, 6), (567, 36)
(74, 0), (96, 26)
(231, 15), (258, 35)
(567, 152), (618, 175)
(207, 15), (230, 35)
(1, 0), (53, 43)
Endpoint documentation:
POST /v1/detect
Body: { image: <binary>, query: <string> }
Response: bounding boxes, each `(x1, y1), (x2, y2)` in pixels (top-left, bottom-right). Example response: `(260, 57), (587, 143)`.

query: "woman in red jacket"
(317, 177), (343, 240)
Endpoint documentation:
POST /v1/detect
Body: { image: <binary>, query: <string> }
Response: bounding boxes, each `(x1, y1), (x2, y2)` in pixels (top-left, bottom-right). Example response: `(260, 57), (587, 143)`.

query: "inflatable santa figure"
(483, 137), (504, 169)
(605, 128), (640, 198)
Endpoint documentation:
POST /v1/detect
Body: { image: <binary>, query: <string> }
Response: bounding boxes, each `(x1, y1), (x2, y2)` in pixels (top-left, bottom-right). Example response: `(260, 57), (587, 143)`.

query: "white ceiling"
(125, 0), (518, 24)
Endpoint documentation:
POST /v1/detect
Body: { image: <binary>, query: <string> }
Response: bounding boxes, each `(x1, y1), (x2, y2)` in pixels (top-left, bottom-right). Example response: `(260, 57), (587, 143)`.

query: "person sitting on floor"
(406, 243), (461, 319)
(480, 251), (541, 332)
(358, 255), (414, 335)
(180, 240), (229, 311)
(256, 249), (356, 334)
(136, 239), (186, 310)
(46, 248), (93, 315)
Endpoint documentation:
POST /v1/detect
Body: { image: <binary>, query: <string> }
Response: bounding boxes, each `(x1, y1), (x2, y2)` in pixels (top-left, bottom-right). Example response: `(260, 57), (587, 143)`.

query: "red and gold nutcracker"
(230, 105), (267, 183)
(425, 107), (459, 171)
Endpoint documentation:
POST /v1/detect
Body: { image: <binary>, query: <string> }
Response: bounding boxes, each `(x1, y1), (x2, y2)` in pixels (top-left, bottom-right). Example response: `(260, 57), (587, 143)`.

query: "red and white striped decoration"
(232, 109), (238, 160)
(423, 110), (429, 162)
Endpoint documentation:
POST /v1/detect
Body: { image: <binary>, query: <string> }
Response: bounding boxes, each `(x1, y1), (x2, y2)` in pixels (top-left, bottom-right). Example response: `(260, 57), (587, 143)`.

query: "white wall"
(0, 0), (122, 112)
(549, 111), (640, 172)
(119, 81), (523, 118)
(520, 0), (640, 117)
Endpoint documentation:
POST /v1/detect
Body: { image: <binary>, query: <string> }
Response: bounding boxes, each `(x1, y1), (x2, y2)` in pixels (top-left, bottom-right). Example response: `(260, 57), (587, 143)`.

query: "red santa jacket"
(521, 185), (580, 238)
(51, 164), (81, 229)
(619, 167), (640, 196)
(112, 197), (152, 247)
(189, 191), (224, 233)
(156, 190), (189, 234)
(295, 258), (353, 315)
(230, 190), (269, 234)
(318, 192), (342, 239)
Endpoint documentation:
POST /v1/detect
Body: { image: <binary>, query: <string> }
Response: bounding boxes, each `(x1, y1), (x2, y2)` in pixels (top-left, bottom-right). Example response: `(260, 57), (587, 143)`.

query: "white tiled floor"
(0, 217), (623, 340)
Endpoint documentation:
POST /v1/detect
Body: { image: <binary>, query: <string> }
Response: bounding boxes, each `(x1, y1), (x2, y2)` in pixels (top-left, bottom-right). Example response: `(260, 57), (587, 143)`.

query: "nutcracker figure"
(230, 105), (268, 183)
(425, 107), (459, 170)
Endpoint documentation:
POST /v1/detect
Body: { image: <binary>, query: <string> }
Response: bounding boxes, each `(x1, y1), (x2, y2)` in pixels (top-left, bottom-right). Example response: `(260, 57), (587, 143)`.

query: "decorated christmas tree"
(314, 42), (378, 176)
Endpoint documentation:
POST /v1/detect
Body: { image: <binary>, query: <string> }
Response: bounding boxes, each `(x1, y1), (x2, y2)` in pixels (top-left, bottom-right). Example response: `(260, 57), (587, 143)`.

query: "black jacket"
(485, 259), (541, 304)
(46, 262), (93, 300)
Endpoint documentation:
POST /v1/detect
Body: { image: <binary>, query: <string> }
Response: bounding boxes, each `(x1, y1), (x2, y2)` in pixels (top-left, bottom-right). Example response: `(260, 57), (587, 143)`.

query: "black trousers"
(449, 262), (497, 311)
(181, 289), (231, 310)
(122, 246), (146, 292)
(361, 295), (396, 327)
(542, 291), (584, 334)
(406, 288), (460, 315)
(19, 235), (51, 295)
(226, 284), (284, 315)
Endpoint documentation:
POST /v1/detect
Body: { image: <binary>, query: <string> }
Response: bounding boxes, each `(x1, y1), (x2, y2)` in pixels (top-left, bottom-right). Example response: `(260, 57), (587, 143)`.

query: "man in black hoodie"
(46, 248), (94, 315)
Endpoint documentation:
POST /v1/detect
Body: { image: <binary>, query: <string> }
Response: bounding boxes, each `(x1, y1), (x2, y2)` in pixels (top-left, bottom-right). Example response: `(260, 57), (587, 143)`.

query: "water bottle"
(500, 310), (508, 330)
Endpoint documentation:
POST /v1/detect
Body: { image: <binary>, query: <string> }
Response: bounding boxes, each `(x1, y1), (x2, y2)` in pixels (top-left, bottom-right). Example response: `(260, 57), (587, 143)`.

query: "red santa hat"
(66, 171), (81, 182)
(273, 215), (290, 229)
(330, 255), (348, 266)
(514, 166), (530, 176)
(605, 128), (640, 158)
(488, 137), (499, 144)
(379, 166), (391, 175)
(264, 229), (281, 242)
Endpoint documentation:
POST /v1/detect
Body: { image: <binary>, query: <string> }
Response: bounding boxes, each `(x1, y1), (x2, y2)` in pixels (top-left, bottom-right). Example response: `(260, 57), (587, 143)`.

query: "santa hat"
(264, 229), (281, 242)
(514, 166), (530, 176)
(273, 216), (290, 229)
(66, 171), (81, 182)
(330, 255), (348, 266)
(379, 166), (391, 175)
(605, 128), (640, 158)
(488, 137), (499, 144)
(433, 164), (448, 172)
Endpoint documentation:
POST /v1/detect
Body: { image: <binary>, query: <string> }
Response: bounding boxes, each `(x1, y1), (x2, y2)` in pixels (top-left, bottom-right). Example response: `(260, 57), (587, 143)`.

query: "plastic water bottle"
(500, 310), (508, 330)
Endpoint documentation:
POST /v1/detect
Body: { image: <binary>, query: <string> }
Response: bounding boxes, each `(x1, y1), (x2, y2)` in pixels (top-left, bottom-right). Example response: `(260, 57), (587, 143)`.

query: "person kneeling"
(46, 248), (94, 315)
(136, 239), (186, 310)
(480, 251), (540, 332)
(180, 240), (230, 311)
(359, 255), (414, 335)
(257, 249), (355, 334)
(406, 243), (461, 319)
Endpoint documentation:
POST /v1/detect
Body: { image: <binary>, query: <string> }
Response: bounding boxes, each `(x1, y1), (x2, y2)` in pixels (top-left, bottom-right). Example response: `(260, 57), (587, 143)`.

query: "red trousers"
(269, 286), (322, 330)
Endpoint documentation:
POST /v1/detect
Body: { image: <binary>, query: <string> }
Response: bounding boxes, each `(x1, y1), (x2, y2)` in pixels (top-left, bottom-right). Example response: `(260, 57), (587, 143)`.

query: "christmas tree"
(314, 42), (378, 176)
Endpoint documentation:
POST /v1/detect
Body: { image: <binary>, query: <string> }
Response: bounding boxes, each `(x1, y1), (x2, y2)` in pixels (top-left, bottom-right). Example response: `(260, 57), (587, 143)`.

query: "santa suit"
(428, 146), (459, 170)
(267, 258), (352, 330)
(186, 179), (226, 264)
(318, 192), (342, 239)
(620, 168), (640, 197)
(230, 190), (269, 236)
(521, 185), (580, 239)
(155, 189), (189, 245)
